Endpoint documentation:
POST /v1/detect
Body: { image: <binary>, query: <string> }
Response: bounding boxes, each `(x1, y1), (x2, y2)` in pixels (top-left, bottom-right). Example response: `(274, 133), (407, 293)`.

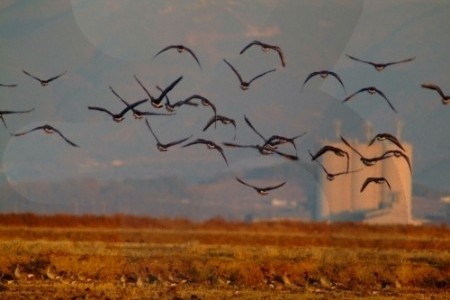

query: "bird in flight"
(346, 54), (415, 71)
(0, 108), (35, 128)
(155, 85), (198, 113)
(378, 150), (412, 173)
(421, 83), (450, 105)
(183, 138), (229, 166)
(180, 94), (217, 120)
(88, 98), (148, 122)
(235, 177), (286, 195)
(145, 119), (191, 152)
(301, 70), (346, 94)
(360, 177), (392, 192)
(154, 44), (201, 69)
(202, 115), (237, 140)
(308, 150), (360, 181)
(368, 133), (405, 151)
(109, 86), (173, 119)
(223, 59), (276, 91)
(223, 142), (299, 161)
(309, 145), (350, 173)
(239, 40), (286, 67)
(343, 86), (397, 113)
(0, 83), (17, 87)
(134, 75), (183, 109)
(22, 69), (67, 86)
(11, 124), (79, 147)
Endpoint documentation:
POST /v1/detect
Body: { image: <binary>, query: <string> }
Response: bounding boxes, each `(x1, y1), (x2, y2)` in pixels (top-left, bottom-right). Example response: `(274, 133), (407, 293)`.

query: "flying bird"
(360, 177), (392, 192)
(181, 94), (217, 120)
(223, 59), (276, 91)
(301, 70), (346, 93)
(368, 133), (405, 151)
(309, 145), (350, 173)
(421, 83), (450, 105)
(145, 119), (191, 152)
(183, 138), (229, 166)
(223, 142), (299, 161)
(22, 69), (67, 86)
(343, 86), (397, 113)
(202, 115), (237, 140)
(88, 98), (148, 122)
(155, 85), (198, 112)
(0, 83), (17, 87)
(154, 44), (201, 69)
(346, 54), (415, 71)
(0, 108), (35, 128)
(134, 75), (183, 109)
(235, 177), (286, 195)
(109, 86), (173, 119)
(308, 150), (360, 181)
(239, 40), (286, 67)
(378, 150), (412, 173)
(11, 124), (79, 147)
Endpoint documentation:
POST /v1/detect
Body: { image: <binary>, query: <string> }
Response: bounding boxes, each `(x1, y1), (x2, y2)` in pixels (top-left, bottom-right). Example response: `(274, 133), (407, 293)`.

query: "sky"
(0, 0), (449, 218)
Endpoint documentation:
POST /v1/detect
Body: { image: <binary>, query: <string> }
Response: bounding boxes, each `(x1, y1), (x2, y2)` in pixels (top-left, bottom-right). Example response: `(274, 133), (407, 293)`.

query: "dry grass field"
(0, 214), (449, 299)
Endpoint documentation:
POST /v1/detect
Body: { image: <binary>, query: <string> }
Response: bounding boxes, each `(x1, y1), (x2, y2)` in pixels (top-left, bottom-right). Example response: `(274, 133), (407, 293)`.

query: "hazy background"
(0, 0), (448, 222)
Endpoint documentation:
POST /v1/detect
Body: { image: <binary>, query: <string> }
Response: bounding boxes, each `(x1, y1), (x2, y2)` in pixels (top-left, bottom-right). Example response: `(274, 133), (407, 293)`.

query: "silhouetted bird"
(109, 86), (172, 119)
(421, 83), (450, 105)
(223, 59), (276, 90)
(301, 70), (346, 93)
(11, 124), (79, 147)
(145, 119), (191, 152)
(88, 98), (148, 122)
(309, 145), (349, 173)
(0, 108), (34, 128)
(154, 44), (201, 69)
(360, 177), (391, 192)
(308, 151), (360, 181)
(239, 40), (286, 67)
(134, 75), (183, 109)
(378, 150), (412, 173)
(203, 115), (236, 140)
(346, 54), (415, 71)
(0, 83), (17, 87)
(343, 86), (397, 113)
(183, 138), (229, 166)
(155, 85), (198, 112)
(235, 177), (286, 195)
(22, 69), (67, 86)
(368, 133), (405, 151)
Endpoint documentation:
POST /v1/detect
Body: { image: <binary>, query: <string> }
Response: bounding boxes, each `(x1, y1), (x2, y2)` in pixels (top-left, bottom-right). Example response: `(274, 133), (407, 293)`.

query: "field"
(0, 214), (449, 299)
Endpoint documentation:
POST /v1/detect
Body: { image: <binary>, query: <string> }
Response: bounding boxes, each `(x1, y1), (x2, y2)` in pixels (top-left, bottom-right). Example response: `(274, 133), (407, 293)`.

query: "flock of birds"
(1, 40), (448, 197)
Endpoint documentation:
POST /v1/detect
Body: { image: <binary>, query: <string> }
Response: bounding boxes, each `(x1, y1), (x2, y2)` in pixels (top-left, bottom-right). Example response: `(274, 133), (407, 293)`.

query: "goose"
(301, 70), (346, 93)
(239, 40), (286, 67)
(309, 145), (349, 173)
(235, 176), (286, 195)
(11, 124), (79, 147)
(109, 86), (172, 119)
(88, 98), (148, 122)
(202, 115), (236, 140)
(145, 119), (191, 152)
(223, 142), (299, 161)
(346, 54), (415, 71)
(343, 86), (397, 113)
(368, 133), (405, 151)
(223, 59), (276, 90)
(308, 150), (359, 181)
(22, 69), (67, 86)
(0, 108), (34, 128)
(183, 138), (229, 166)
(154, 44), (201, 69)
(360, 177), (392, 192)
(134, 75), (183, 108)
(421, 83), (450, 105)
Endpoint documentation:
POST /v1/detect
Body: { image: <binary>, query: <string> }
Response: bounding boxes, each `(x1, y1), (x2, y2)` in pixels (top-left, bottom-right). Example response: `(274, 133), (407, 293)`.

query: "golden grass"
(0, 213), (449, 299)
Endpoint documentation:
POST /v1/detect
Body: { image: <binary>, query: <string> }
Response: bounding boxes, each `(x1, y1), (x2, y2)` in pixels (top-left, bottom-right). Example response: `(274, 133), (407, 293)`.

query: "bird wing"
(87, 106), (114, 117)
(248, 68), (276, 84)
(244, 115), (267, 142)
(239, 40), (262, 54)
(153, 45), (179, 58)
(156, 76), (183, 104)
(301, 71), (321, 92)
(164, 135), (193, 148)
(44, 70), (67, 83)
(213, 144), (229, 166)
(360, 177), (375, 192)
(372, 88), (397, 113)
(0, 83), (17, 87)
(134, 75), (154, 99)
(421, 83), (446, 98)
(327, 71), (346, 93)
(144, 118), (161, 143)
(345, 54), (374, 66)
(273, 149), (299, 161)
(235, 177), (257, 189)
(384, 57), (415, 67)
(0, 108), (35, 115)
(273, 46), (286, 67)
(119, 98), (148, 115)
(183, 46), (202, 69)
(340, 136), (364, 158)
(202, 116), (217, 132)
(342, 87), (366, 102)
(22, 69), (43, 82)
(52, 127), (79, 147)
(109, 86), (130, 106)
(223, 59), (243, 83)
(263, 181), (287, 192)
(11, 125), (46, 137)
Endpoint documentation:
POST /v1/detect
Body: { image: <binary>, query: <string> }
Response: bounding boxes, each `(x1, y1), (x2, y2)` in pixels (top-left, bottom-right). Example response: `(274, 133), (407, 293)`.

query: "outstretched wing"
(421, 83), (446, 99)
(11, 125), (46, 137)
(22, 69), (43, 82)
(183, 47), (201, 69)
(51, 127), (79, 147)
(263, 181), (287, 192)
(248, 68), (276, 85)
(384, 57), (415, 67)
(244, 115), (267, 142)
(44, 70), (67, 83)
(239, 40), (262, 54)
(372, 88), (397, 113)
(153, 45), (179, 58)
(223, 59), (243, 83)
(345, 54), (374, 66)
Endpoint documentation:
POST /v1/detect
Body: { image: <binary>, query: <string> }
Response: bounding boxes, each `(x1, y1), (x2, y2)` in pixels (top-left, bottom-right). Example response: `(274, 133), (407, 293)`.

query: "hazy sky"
(0, 0), (449, 212)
